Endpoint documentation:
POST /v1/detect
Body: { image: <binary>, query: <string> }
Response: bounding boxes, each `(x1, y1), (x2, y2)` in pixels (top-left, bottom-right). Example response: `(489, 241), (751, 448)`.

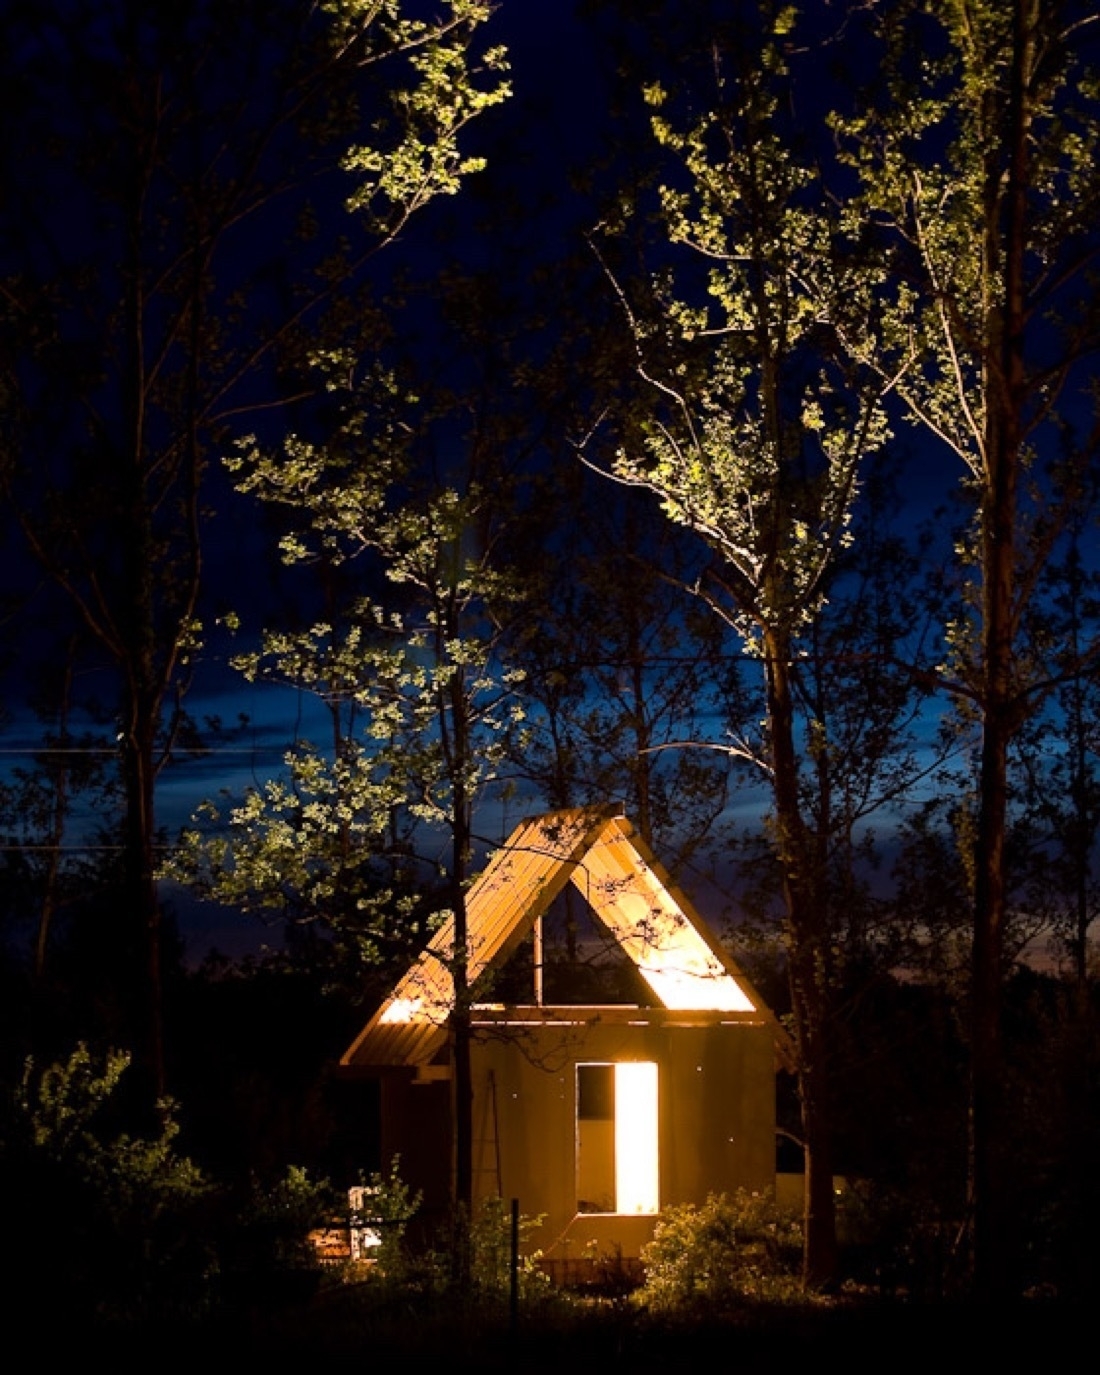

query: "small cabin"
(340, 806), (794, 1279)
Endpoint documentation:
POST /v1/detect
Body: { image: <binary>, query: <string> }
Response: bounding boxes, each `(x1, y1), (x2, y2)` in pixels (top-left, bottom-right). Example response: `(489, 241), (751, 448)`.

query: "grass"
(56, 1277), (1085, 1368)
(28, 1240), (1091, 1371)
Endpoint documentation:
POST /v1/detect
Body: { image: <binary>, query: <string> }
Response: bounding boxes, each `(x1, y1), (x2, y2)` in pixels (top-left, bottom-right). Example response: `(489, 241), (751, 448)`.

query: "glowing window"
(576, 1061), (659, 1216)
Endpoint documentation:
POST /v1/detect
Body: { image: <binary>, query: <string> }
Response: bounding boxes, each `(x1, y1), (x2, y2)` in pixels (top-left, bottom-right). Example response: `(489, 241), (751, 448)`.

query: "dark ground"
(49, 1290), (1088, 1370)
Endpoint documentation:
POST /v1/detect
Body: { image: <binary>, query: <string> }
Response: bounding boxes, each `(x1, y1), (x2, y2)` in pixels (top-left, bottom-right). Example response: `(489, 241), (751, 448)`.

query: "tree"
(832, 0), (1100, 1298)
(587, 6), (896, 1288)
(506, 467), (745, 857)
(0, 0), (508, 1101)
(174, 352), (527, 1278)
(0, 640), (121, 987)
(1021, 526), (1100, 990)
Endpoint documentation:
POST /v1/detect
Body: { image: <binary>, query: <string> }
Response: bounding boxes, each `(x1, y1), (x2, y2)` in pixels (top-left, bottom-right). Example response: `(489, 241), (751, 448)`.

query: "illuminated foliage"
(163, 1), (515, 985)
(592, 3), (897, 1291)
(831, 0), (1100, 1298)
(636, 1189), (803, 1312)
(1, 1044), (215, 1324)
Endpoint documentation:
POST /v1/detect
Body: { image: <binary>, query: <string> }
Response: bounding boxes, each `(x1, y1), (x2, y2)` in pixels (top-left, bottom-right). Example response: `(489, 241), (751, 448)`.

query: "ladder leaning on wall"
(474, 1068), (503, 1199)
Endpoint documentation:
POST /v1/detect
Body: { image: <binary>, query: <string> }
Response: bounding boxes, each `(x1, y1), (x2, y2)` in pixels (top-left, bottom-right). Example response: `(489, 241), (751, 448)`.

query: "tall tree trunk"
(969, 0), (1031, 1301)
(448, 664), (474, 1286)
(120, 718), (165, 1102)
(118, 475), (168, 1101)
(764, 625), (838, 1290)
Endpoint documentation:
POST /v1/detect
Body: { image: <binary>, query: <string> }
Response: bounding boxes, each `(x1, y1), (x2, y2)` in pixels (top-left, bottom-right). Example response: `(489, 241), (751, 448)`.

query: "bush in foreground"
(634, 1188), (805, 1313)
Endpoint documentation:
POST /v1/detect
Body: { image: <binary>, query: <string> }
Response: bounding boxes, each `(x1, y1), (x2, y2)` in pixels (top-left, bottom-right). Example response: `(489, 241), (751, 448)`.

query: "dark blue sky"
(0, 0), (958, 965)
(4, 1), (1091, 969)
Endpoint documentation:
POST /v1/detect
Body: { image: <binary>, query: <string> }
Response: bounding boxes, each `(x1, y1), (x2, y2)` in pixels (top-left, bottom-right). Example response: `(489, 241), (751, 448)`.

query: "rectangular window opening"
(576, 1061), (659, 1215)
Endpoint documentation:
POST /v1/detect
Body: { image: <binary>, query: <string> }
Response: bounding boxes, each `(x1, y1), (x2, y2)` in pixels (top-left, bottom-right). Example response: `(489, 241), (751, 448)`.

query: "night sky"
(165, 2), (619, 958)
(0, 1), (1091, 966)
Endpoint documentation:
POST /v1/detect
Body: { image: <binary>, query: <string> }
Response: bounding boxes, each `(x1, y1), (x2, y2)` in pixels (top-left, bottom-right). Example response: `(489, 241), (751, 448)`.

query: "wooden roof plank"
(340, 806), (796, 1071)
(341, 807), (617, 1066)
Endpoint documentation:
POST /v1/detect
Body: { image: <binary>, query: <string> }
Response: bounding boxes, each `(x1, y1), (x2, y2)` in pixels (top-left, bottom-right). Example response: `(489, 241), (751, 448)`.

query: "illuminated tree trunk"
(970, 440), (1016, 1298)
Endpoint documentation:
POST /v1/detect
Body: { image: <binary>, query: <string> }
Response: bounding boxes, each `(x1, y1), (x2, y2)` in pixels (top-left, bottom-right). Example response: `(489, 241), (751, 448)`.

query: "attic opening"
(484, 888), (652, 1006)
(480, 878), (756, 1013)
(576, 1061), (659, 1216)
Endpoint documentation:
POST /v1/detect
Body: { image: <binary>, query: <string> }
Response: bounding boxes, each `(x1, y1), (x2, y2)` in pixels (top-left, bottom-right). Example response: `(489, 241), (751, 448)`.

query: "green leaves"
(832, 0), (1100, 476)
(331, 0), (511, 237)
(602, 9), (890, 651)
(170, 0), (517, 970)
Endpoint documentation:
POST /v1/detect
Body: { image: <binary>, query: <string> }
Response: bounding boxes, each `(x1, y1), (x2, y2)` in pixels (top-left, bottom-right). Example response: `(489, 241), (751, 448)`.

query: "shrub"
(0, 1043), (217, 1327)
(225, 1164), (341, 1275)
(0, 1043), (350, 1330)
(346, 1155), (423, 1279)
(466, 1194), (551, 1300)
(635, 1189), (804, 1313)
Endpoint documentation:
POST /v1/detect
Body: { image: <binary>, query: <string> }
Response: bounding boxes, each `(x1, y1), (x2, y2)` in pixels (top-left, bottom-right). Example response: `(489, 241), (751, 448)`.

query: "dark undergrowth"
(33, 1283), (1089, 1369)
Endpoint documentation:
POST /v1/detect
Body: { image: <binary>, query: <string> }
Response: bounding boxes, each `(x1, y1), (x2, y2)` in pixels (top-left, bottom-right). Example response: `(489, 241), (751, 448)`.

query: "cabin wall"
(470, 1019), (776, 1264)
(379, 1072), (453, 1246)
(374, 1022), (777, 1267)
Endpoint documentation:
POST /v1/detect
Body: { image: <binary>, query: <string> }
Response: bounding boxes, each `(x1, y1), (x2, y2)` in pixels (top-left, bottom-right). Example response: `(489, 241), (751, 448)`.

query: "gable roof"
(341, 806), (793, 1070)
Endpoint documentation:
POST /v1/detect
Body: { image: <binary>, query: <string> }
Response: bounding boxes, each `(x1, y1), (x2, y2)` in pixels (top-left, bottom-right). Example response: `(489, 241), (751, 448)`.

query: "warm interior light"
(379, 997), (421, 1024)
(576, 1061), (659, 1216)
(347, 1185), (382, 1260)
(614, 1061), (659, 1214)
(611, 893), (755, 1011)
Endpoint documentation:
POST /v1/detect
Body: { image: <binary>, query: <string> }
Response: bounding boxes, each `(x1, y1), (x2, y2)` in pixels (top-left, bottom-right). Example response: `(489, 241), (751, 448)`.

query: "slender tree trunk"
(34, 649), (78, 981)
(1060, 543), (1092, 994)
(120, 442), (168, 1105)
(969, 0), (1031, 1302)
(970, 466), (1016, 1298)
(119, 686), (166, 1103)
(448, 664), (474, 1286)
(764, 625), (838, 1290)
(970, 678), (1011, 1299)
(790, 940), (837, 1291)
